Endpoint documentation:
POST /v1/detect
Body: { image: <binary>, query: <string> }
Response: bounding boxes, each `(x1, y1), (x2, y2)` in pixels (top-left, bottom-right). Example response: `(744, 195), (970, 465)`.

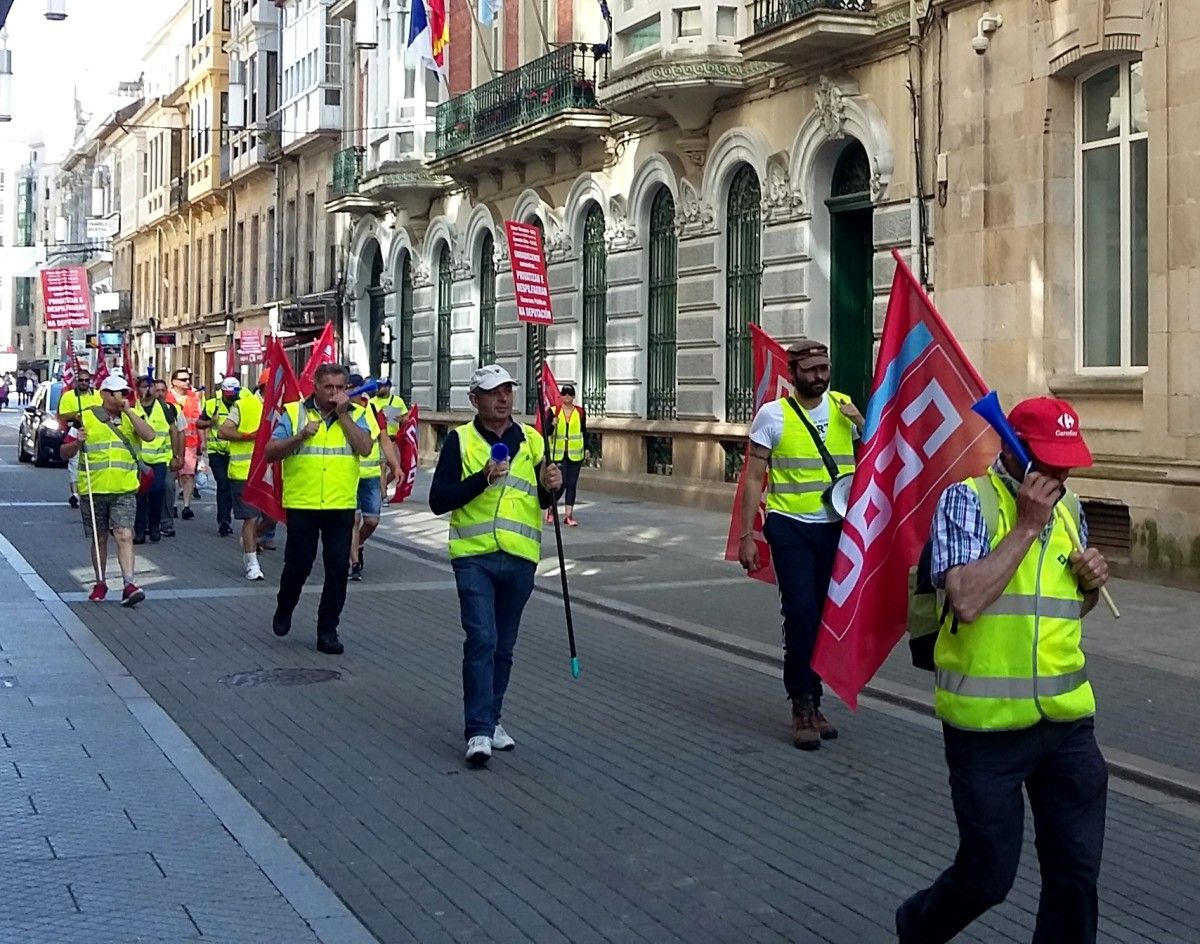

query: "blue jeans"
(452, 551), (537, 740)
(134, 463), (167, 537)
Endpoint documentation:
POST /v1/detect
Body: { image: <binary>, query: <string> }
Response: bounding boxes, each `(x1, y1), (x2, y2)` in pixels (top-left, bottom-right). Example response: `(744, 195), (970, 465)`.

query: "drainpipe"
(908, 0), (928, 287)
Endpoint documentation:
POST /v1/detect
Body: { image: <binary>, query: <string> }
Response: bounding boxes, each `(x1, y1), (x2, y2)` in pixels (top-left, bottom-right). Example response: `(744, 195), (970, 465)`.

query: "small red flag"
(389, 404), (420, 504)
(811, 251), (997, 708)
(93, 353), (110, 388)
(243, 336), (302, 523)
(297, 321), (336, 398)
(533, 361), (563, 435)
(722, 324), (795, 585)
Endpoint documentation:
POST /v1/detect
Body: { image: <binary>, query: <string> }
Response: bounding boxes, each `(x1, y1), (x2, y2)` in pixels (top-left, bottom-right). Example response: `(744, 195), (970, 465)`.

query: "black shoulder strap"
(784, 396), (840, 482)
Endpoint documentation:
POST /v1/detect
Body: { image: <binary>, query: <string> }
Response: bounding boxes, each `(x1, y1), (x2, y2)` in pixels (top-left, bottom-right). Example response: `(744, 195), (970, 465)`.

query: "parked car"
(18, 381), (66, 467)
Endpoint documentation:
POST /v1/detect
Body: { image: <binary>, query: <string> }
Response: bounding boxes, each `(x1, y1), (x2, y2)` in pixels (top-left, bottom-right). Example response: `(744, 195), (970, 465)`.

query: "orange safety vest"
(169, 389), (202, 450)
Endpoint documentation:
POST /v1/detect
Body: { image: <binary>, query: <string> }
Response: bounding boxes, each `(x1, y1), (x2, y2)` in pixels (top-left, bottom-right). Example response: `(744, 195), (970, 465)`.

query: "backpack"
(906, 476), (1080, 671)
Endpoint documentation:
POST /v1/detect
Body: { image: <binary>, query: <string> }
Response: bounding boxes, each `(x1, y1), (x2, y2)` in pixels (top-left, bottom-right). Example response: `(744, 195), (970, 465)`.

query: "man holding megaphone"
(898, 396), (1110, 944)
(429, 365), (562, 768)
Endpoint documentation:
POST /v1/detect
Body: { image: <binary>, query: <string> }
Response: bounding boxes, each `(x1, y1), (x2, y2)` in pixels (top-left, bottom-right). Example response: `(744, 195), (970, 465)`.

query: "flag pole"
(459, 0), (497, 77)
(79, 446), (104, 589)
(536, 331), (579, 679)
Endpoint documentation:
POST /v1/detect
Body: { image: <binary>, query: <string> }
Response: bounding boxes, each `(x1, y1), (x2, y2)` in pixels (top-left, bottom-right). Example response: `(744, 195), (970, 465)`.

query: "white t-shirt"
(749, 393), (859, 524)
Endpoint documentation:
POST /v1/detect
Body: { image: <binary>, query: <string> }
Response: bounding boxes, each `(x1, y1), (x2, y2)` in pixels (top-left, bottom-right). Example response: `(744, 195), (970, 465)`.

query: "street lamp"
(45, 1), (67, 21)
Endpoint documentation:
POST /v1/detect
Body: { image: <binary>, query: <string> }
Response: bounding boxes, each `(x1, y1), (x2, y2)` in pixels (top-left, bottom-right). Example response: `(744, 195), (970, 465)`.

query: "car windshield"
(47, 383), (63, 413)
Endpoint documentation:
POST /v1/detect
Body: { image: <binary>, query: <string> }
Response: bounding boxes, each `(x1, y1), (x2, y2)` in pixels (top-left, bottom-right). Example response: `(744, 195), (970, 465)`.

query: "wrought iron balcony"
(330, 146), (364, 198)
(434, 43), (609, 160)
(742, 0), (874, 63)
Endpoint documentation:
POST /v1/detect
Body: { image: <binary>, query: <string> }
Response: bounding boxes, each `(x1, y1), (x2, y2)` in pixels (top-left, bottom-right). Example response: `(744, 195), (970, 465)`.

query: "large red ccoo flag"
(389, 403), (421, 504)
(297, 321), (336, 398)
(811, 251), (997, 708)
(243, 336), (301, 523)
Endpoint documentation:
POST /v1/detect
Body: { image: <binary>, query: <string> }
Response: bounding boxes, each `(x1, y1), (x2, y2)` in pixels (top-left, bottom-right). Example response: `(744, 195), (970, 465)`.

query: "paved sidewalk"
(0, 534), (375, 942)
(1, 423), (1198, 943)
(371, 476), (1200, 789)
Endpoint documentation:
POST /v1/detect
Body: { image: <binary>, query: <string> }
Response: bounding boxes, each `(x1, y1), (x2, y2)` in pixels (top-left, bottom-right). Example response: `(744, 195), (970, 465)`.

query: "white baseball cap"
(220, 376), (241, 391)
(469, 364), (519, 392)
(99, 374), (132, 393)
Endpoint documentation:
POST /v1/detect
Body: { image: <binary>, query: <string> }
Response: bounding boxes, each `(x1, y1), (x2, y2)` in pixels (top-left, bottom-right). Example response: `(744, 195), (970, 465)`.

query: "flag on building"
(478, 0), (502, 27)
(722, 324), (794, 585)
(389, 403), (421, 504)
(243, 336), (301, 524)
(533, 361), (563, 435)
(407, 0), (447, 77)
(296, 321), (336, 398)
(810, 251), (998, 709)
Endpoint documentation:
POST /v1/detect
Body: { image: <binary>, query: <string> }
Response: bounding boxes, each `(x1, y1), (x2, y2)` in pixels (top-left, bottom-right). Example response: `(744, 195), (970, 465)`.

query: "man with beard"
(736, 339), (865, 750)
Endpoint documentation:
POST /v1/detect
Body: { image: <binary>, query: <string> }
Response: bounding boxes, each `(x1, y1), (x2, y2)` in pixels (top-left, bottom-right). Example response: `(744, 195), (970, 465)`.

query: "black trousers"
(897, 718), (1108, 944)
(275, 509), (356, 637)
(209, 452), (231, 527)
(558, 458), (582, 507)
(762, 514), (842, 704)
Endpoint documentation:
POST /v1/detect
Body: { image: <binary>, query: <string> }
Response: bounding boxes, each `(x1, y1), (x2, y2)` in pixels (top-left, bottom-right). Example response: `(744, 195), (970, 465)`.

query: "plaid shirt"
(930, 462), (1089, 588)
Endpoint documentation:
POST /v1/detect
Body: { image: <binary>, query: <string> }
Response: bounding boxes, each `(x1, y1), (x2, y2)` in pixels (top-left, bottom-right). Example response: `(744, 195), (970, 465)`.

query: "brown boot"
(790, 697), (820, 751)
(814, 704), (838, 741)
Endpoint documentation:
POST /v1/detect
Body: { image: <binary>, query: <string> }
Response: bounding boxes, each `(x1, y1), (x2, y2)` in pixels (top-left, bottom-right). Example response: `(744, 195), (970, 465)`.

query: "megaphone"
(346, 379), (380, 400)
(971, 390), (1030, 472)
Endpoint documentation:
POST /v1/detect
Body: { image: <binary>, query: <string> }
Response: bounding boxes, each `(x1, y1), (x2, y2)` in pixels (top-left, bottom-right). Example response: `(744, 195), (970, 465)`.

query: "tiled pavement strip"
(1, 422), (1199, 942)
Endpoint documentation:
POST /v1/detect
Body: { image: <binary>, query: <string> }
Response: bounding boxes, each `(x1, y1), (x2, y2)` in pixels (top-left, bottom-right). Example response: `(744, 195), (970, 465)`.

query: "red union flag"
(723, 324), (794, 585)
(297, 321), (337, 397)
(504, 221), (554, 325)
(244, 336), (302, 523)
(812, 251), (997, 708)
(40, 267), (93, 330)
(533, 361), (563, 435)
(389, 403), (421, 504)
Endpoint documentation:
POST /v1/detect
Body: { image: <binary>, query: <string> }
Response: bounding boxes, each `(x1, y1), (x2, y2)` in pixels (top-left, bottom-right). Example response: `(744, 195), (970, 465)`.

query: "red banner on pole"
(389, 403), (420, 504)
(297, 321), (336, 397)
(238, 328), (263, 360)
(504, 221), (554, 325)
(244, 336), (302, 523)
(40, 267), (93, 330)
(722, 324), (794, 585)
(811, 252), (998, 709)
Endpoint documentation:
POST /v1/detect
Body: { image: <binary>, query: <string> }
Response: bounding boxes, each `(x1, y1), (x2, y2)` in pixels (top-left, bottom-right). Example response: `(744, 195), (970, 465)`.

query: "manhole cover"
(219, 668), (342, 688)
(573, 553), (647, 563)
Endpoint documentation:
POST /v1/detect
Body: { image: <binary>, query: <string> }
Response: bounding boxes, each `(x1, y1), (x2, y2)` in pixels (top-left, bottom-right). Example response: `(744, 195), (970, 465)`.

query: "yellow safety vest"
(228, 395), (264, 482)
(58, 388), (101, 419)
(448, 422), (544, 564)
(78, 408), (139, 495)
(549, 406), (584, 462)
(370, 393), (408, 438)
(360, 404), (383, 480)
(133, 399), (172, 466)
(280, 400), (363, 510)
(204, 395), (239, 455)
(765, 394), (856, 516)
(934, 469), (1094, 731)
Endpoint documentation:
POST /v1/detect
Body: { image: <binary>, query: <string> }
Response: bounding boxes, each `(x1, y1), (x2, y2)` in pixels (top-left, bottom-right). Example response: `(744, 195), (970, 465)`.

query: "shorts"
(179, 446), (198, 477)
(67, 451), (79, 483)
(357, 478), (382, 520)
(229, 479), (258, 520)
(80, 492), (137, 535)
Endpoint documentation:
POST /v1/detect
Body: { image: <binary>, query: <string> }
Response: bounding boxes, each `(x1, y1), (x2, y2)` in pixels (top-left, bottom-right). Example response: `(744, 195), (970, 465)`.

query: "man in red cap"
(897, 396), (1110, 944)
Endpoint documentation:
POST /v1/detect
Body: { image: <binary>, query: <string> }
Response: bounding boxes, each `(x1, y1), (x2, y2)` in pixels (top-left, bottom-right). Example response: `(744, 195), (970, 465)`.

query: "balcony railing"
(751, 0), (871, 34)
(330, 146), (364, 198)
(435, 43), (609, 159)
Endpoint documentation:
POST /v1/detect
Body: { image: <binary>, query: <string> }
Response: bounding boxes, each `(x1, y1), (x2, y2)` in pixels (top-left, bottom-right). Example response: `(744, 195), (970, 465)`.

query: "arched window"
(478, 232), (496, 366)
(398, 252), (414, 403)
(436, 244), (452, 411)
(525, 218), (546, 416)
(647, 187), (677, 420)
(1078, 60), (1147, 369)
(725, 164), (761, 423)
(581, 203), (607, 415)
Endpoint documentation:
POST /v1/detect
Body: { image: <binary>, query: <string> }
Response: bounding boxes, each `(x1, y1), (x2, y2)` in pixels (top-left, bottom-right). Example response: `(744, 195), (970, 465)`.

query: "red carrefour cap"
(1008, 397), (1094, 469)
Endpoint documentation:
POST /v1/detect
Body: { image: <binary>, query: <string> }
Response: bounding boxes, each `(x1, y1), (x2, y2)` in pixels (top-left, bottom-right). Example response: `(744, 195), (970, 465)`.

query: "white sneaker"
(465, 735), (492, 767)
(245, 561), (264, 581)
(491, 724), (515, 751)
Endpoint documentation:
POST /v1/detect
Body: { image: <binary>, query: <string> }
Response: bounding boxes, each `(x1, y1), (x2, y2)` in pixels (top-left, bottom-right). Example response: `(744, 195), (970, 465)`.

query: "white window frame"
(1074, 59), (1149, 374)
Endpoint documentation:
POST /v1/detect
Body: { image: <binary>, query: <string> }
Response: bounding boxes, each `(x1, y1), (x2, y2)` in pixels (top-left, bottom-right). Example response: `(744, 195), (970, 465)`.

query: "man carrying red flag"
(389, 403), (421, 504)
(734, 338), (865, 750)
(243, 337), (300, 524)
(297, 321), (336, 398)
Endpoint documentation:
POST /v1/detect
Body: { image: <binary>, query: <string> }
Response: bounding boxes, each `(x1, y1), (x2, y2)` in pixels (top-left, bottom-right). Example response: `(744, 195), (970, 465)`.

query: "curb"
(374, 531), (1200, 807)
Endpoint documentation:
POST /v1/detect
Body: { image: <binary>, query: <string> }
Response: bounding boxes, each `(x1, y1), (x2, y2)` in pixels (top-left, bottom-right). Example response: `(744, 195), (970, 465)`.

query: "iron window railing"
(646, 188), (678, 421)
(751, 0), (872, 35)
(525, 324), (546, 415)
(330, 146), (363, 198)
(436, 246), (453, 412)
(478, 234), (496, 366)
(581, 204), (607, 416)
(399, 255), (414, 405)
(435, 43), (609, 158)
(725, 165), (762, 424)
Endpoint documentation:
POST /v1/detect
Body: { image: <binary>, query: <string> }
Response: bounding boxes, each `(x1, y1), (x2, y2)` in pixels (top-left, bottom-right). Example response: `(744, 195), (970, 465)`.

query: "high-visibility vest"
(133, 399), (172, 466)
(280, 400), (363, 510)
(58, 388), (101, 419)
(228, 395), (264, 482)
(934, 469), (1093, 731)
(170, 389), (201, 450)
(765, 393), (856, 516)
(360, 405), (383, 480)
(78, 408), (139, 495)
(448, 422), (544, 564)
(549, 406), (584, 462)
(370, 393), (408, 438)
(204, 395), (240, 455)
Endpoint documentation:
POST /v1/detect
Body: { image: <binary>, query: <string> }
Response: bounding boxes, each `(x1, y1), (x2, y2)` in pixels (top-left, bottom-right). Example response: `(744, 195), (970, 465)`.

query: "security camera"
(972, 12), (1003, 55)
